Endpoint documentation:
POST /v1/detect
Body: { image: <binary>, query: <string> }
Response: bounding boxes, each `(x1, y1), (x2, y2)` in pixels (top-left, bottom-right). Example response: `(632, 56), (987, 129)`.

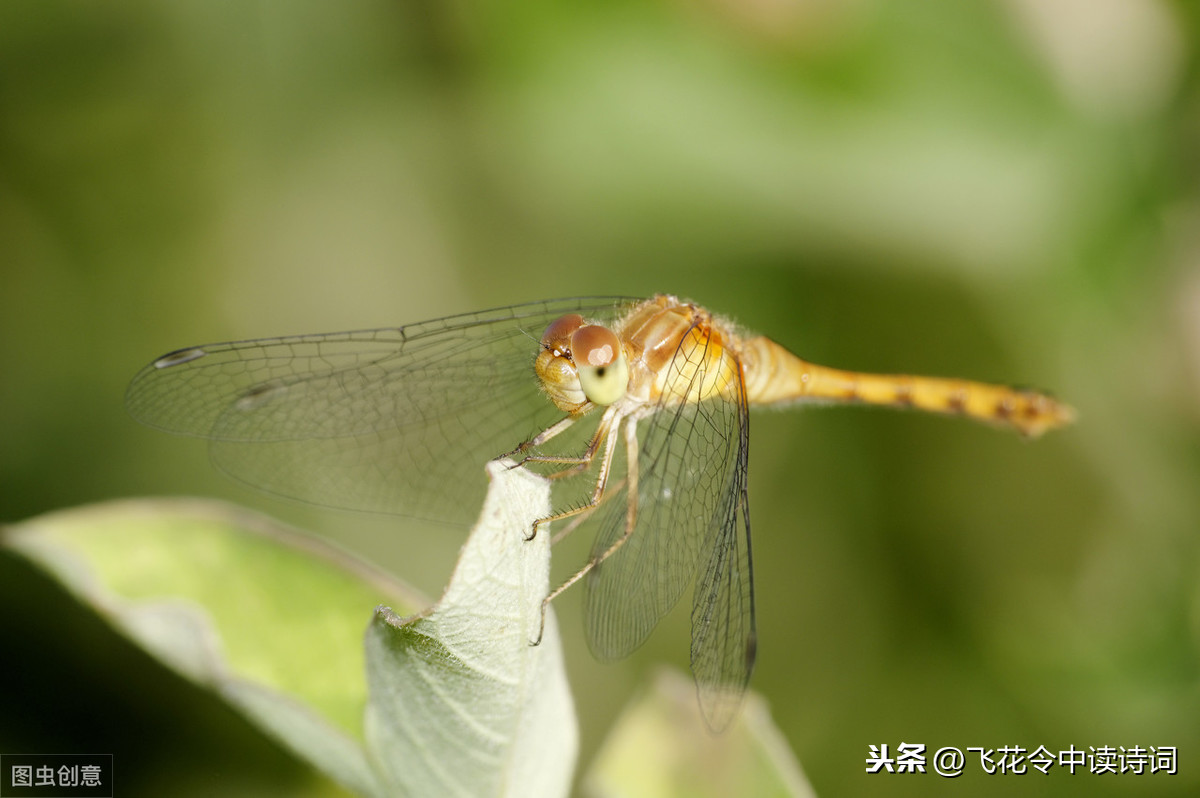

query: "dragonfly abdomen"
(739, 336), (1074, 438)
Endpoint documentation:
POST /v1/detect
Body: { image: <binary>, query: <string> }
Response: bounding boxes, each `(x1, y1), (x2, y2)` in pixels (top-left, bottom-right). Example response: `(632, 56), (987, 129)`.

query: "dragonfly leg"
(550, 476), (626, 545)
(498, 414), (579, 465)
(523, 413), (620, 542)
(514, 405), (618, 483)
(532, 419), (641, 646)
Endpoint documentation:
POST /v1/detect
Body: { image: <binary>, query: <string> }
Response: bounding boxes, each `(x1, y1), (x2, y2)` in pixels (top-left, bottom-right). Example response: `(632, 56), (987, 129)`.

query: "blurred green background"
(2, 1), (1197, 796)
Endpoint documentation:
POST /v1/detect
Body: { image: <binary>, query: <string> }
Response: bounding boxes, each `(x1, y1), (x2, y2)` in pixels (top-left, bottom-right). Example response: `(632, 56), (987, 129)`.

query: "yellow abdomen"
(738, 335), (1074, 438)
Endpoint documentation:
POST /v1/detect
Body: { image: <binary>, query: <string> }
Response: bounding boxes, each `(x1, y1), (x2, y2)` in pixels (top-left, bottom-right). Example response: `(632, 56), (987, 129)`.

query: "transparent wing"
(582, 321), (756, 730)
(126, 297), (639, 523)
(689, 373), (754, 731)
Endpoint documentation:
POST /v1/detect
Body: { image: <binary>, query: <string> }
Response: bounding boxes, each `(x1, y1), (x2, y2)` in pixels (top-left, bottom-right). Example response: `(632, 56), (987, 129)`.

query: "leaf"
(2, 497), (414, 796)
(582, 668), (815, 798)
(363, 460), (578, 798)
(3, 460), (578, 798)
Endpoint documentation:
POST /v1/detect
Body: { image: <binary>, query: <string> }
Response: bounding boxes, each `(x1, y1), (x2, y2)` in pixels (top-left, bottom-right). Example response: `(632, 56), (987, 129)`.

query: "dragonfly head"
(536, 313), (629, 414)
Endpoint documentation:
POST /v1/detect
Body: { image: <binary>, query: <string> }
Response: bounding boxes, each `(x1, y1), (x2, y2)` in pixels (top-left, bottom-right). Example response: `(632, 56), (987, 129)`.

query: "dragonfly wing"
(584, 322), (756, 730)
(689, 373), (755, 731)
(126, 297), (639, 522)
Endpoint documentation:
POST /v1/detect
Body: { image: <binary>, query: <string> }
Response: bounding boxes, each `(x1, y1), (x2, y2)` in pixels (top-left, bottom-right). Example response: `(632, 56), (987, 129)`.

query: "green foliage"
(4, 463), (809, 796)
(584, 670), (815, 798)
(3, 464), (577, 797)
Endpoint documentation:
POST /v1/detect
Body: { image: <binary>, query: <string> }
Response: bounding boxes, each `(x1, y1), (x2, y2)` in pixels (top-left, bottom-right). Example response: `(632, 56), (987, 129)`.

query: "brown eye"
(541, 314), (584, 356)
(572, 325), (619, 366)
(571, 325), (628, 405)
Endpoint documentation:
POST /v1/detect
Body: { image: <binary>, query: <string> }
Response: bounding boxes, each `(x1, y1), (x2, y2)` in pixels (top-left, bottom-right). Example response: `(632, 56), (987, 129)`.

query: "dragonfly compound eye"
(572, 324), (629, 406)
(535, 313), (589, 413)
(540, 313), (584, 357)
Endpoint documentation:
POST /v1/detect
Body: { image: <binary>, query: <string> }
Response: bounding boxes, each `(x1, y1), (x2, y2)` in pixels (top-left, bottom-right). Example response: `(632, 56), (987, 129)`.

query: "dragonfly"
(126, 294), (1074, 730)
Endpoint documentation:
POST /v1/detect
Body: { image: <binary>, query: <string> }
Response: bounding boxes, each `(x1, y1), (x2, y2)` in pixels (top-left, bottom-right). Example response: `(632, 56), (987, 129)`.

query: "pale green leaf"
(6, 463), (580, 797)
(583, 668), (815, 798)
(2, 497), (421, 796)
(364, 460), (578, 798)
